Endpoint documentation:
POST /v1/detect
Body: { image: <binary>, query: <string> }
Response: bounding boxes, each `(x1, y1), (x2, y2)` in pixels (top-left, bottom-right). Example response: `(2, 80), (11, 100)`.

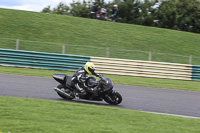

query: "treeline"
(41, 0), (200, 33)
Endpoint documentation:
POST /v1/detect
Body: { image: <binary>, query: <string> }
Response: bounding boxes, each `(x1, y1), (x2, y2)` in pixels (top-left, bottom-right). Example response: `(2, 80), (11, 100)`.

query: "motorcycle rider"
(71, 62), (99, 98)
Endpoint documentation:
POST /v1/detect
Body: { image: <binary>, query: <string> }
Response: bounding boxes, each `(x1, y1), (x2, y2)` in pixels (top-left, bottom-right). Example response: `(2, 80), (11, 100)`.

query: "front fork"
(103, 89), (116, 101)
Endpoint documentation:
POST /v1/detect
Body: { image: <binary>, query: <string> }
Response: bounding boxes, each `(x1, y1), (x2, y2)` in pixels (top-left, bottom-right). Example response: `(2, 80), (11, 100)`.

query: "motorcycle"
(52, 73), (122, 105)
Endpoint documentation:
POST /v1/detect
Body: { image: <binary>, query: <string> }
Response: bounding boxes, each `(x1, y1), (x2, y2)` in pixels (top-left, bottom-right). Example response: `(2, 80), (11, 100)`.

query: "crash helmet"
(84, 62), (95, 75)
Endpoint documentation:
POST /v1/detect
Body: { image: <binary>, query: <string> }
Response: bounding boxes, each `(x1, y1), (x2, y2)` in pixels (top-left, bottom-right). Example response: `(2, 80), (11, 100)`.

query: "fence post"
(189, 55), (192, 65)
(62, 44), (66, 54)
(16, 39), (19, 50)
(106, 47), (110, 58)
(149, 51), (152, 61)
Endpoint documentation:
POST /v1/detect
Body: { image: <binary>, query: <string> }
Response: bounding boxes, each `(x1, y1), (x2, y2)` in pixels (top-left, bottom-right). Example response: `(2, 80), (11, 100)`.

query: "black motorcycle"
(53, 73), (122, 105)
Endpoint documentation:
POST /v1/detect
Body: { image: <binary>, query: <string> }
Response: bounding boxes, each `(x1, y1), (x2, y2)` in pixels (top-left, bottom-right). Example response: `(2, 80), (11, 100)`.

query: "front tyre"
(104, 92), (122, 105)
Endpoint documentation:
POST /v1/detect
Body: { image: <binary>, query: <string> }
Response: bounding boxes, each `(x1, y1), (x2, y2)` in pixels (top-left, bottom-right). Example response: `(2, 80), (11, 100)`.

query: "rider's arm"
(92, 71), (100, 77)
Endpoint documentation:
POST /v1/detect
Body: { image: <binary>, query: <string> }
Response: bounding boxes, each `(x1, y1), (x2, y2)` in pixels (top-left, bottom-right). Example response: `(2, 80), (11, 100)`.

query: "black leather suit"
(71, 66), (99, 93)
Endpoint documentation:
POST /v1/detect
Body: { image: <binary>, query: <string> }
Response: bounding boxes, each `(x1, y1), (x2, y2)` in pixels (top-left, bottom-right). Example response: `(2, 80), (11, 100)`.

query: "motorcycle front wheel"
(104, 92), (122, 105)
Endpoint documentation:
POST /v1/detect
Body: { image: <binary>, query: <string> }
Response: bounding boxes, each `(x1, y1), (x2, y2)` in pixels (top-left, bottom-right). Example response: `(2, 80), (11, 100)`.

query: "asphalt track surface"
(1, 73), (200, 118)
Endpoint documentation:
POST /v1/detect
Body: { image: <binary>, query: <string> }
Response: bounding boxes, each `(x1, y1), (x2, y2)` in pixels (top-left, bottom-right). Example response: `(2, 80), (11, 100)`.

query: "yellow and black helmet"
(84, 62), (95, 75)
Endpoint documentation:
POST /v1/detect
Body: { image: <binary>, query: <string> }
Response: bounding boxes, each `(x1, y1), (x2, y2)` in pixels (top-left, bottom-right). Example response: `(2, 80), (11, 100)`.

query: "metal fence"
(0, 38), (199, 65)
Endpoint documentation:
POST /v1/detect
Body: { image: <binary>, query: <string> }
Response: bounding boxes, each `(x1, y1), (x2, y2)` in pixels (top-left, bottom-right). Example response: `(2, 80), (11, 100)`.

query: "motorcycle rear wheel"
(104, 92), (122, 105)
(56, 84), (74, 100)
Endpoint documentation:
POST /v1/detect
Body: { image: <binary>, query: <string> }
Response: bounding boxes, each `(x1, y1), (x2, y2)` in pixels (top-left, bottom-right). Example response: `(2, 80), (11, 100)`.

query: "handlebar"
(98, 74), (103, 78)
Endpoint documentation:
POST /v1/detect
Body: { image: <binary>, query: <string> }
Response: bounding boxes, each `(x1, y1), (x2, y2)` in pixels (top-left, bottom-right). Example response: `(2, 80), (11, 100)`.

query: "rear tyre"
(57, 84), (74, 100)
(104, 92), (122, 105)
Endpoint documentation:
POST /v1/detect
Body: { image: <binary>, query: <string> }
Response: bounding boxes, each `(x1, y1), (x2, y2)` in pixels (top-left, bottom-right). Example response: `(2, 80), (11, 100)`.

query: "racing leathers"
(71, 66), (99, 97)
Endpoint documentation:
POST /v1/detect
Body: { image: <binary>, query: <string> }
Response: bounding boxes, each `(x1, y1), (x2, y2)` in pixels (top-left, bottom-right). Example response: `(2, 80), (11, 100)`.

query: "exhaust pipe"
(54, 87), (74, 99)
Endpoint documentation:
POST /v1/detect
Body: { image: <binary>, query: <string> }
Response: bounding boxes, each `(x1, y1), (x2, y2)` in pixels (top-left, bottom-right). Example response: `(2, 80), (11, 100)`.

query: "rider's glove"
(98, 74), (103, 78)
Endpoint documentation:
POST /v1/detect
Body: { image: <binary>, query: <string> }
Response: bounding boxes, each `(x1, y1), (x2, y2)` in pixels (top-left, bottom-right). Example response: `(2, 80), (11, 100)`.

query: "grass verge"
(0, 66), (200, 92)
(0, 96), (200, 133)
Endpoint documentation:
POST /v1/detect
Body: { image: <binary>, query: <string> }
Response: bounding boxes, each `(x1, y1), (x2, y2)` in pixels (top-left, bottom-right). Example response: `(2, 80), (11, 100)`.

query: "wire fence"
(0, 38), (200, 65)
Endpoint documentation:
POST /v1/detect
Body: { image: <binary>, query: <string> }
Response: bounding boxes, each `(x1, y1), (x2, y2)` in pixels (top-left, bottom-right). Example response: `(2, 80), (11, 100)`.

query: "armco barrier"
(1, 48), (199, 81)
(91, 57), (193, 80)
(0, 48), (90, 71)
(192, 65), (200, 81)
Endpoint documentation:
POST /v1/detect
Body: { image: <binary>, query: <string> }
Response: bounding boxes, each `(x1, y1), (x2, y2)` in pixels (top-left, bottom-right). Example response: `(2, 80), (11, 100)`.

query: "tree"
(96, 0), (105, 7)
(41, 2), (70, 15)
(136, 0), (158, 26)
(117, 0), (141, 23)
(41, 5), (52, 13)
(156, 0), (178, 29)
(70, 0), (92, 17)
(156, 0), (200, 33)
(176, 0), (200, 32)
(52, 2), (70, 15)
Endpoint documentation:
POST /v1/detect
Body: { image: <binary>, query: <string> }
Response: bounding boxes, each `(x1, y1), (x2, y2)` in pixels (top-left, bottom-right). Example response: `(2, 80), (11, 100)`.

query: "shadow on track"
(52, 97), (123, 108)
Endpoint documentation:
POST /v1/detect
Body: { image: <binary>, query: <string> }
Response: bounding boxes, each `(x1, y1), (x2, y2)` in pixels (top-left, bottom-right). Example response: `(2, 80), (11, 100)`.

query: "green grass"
(0, 96), (200, 133)
(1, 66), (200, 92)
(0, 8), (200, 64)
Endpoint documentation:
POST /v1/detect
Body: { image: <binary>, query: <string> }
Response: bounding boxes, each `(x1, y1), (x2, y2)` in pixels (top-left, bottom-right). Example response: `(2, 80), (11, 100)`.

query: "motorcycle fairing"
(53, 73), (67, 85)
